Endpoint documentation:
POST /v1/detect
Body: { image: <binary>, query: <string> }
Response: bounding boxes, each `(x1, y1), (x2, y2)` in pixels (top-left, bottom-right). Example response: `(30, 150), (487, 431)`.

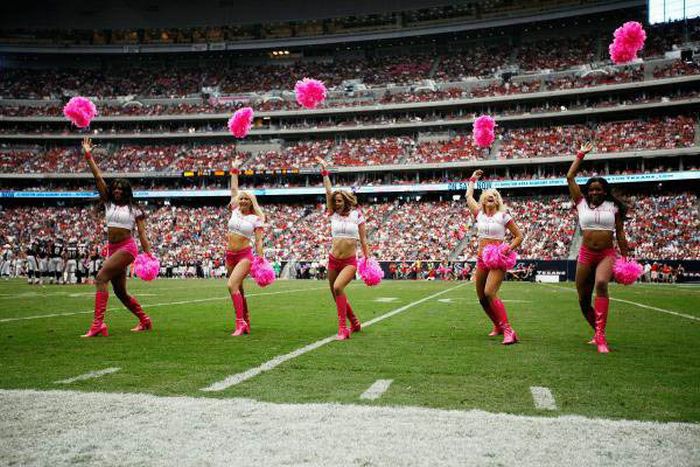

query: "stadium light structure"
(648, 0), (700, 24)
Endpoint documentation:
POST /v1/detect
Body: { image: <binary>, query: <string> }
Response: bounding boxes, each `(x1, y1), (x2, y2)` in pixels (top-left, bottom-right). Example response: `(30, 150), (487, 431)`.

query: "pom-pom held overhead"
(358, 257), (384, 287)
(609, 43), (636, 64)
(609, 21), (646, 64)
(295, 78), (327, 109)
(474, 130), (496, 148)
(134, 253), (160, 281)
(473, 115), (496, 132)
(63, 96), (97, 128)
(614, 21), (646, 50)
(250, 256), (276, 287)
(473, 115), (496, 148)
(481, 243), (517, 270)
(613, 257), (643, 285)
(228, 107), (254, 138)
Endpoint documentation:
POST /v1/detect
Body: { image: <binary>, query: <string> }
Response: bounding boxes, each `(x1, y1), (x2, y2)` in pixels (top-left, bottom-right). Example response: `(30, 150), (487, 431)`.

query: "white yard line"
(543, 284), (700, 322)
(530, 386), (557, 411)
(54, 368), (121, 384)
(201, 283), (468, 392)
(611, 298), (700, 322)
(1, 389), (698, 466)
(360, 379), (394, 400)
(0, 286), (328, 323)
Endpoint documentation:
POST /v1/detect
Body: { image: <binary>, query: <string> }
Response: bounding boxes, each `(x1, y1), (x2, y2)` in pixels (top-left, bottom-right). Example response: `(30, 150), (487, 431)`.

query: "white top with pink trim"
(577, 198), (617, 232)
(330, 209), (365, 240)
(228, 207), (264, 239)
(105, 202), (142, 231)
(475, 210), (512, 240)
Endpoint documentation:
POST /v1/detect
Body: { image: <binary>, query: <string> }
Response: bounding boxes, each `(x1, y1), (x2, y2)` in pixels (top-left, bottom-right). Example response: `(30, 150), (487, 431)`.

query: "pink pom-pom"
(250, 256), (275, 287)
(134, 253), (160, 281)
(473, 115), (496, 148)
(473, 129), (495, 148)
(614, 21), (646, 50)
(481, 244), (517, 270)
(609, 21), (646, 64)
(609, 42), (638, 65)
(228, 107), (254, 138)
(294, 78), (327, 109)
(613, 257), (643, 285)
(473, 115), (496, 132)
(358, 257), (384, 287)
(63, 96), (97, 128)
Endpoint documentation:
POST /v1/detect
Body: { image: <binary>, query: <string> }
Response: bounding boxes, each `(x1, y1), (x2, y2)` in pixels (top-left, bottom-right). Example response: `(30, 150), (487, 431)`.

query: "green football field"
(1, 278), (699, 423)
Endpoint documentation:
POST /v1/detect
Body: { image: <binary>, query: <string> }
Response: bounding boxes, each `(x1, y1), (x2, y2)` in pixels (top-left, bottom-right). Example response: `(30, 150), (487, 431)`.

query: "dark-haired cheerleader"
(567, 142), (630, 353)
(81, 137), (153, 337)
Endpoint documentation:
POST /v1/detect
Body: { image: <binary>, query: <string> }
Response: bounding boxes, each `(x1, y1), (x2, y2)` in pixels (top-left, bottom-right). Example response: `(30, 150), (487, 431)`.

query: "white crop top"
(105, 202), (143, 231)
(577, 198), (618, 232)
(330, 209), (365, 240)
(475, 210), (513, 240)
(228, 207), (264, 240)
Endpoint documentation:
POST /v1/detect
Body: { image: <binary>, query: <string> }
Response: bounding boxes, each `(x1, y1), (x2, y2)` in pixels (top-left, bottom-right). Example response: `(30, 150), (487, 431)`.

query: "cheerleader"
(466, 170), (524, 345)
(81, 138), (152, 337)
(566, 142), (629, 353)
(318, 158), (370, 340)
(226, 154), (265, 336)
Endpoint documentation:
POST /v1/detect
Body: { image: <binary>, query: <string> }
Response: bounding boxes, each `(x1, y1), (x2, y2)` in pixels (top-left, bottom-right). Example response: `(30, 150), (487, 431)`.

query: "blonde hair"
(331, 190), (358, 214)
(236, 191), (266, 222)
(478, 188), (506, 213)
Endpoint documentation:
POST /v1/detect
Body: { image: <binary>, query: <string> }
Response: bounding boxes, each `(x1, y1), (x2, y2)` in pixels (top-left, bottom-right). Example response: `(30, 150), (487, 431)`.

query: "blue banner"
(1, 171), (697, 199)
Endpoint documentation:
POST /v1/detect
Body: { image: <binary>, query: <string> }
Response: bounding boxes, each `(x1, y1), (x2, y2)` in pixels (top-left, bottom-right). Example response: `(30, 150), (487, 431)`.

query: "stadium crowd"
(0, 114), (694, 172)
(1, 193), (697, 275)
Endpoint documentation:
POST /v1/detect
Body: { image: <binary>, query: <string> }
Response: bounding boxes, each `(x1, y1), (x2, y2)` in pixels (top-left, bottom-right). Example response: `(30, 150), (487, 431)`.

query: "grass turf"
(0, 278), (698, 422)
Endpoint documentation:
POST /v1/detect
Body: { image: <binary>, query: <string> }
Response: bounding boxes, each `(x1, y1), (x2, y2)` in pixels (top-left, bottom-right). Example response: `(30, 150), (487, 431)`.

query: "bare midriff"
(227, 233), (251, 252)
(331, 238), (357, 259)
(108, 227), (132, 244)
(582, 230), (614, 251)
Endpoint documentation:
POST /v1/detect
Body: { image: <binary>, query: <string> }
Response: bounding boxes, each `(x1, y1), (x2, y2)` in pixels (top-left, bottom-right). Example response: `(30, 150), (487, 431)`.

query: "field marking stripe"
(201, 283), (467, 392)
(543, 284), (700, 322)
(610, 298), (700, 322)
(0, 286), (328, 323)
(530, 386), (557, 411)
(54, 367), (121, 384)
(360, 379), (394, 400)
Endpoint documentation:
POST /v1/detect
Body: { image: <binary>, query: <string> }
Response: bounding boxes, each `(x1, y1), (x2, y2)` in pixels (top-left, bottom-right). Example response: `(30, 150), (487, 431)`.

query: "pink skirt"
(476, 256), (489, 271)
(226, 247), (254, 268)
(578, 244), (616, 266)
(328, 254), (357, 272)
(108, 237), (138, 261)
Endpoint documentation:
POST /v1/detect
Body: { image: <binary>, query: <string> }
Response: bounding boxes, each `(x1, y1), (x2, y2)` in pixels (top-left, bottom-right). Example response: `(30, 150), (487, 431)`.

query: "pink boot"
(230, 292), (250, 336)
(479, 298), (502, 337)
(491, 298), (518, 345)
(241, 290), (250, 327)
(82, 290), (109, 337)
(347, 302), (362, 333)
(594, 297), (610, 353)
(124, 296), (152, 332)
(335, 294), (351, 340)
(232, 319), (250, 336)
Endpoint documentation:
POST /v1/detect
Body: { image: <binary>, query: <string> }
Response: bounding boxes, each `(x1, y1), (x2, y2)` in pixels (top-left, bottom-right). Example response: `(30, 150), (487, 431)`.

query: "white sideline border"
(0, 286), (329, 323)
(201, 283), (468, 391)
(544, 284), (700, 322)
(1, 389), (698, 466)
